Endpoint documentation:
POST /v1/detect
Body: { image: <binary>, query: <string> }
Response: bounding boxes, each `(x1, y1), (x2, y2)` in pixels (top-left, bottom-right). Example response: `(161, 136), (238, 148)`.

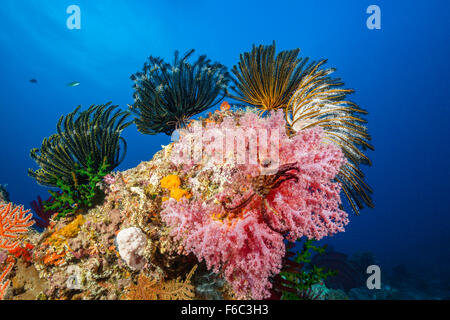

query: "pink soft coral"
(162, 199), (284, 299)
(162, 110), (348, 299)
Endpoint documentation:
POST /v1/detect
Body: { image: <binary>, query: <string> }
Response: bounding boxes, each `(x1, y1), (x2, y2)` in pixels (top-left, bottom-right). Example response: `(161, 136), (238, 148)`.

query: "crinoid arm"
(286, 60), (374, 214)
(130, 50), (230, 135)
(28, 103), (132, 187)
(229, 41), (316, 113)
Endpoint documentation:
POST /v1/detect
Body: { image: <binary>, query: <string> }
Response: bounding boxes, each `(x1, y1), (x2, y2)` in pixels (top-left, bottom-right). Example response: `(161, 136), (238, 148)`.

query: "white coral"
(116, 227), (147, 270)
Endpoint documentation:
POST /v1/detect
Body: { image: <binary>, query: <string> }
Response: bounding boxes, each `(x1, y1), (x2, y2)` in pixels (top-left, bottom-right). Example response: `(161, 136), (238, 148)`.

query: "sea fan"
(28, 103), (132, 187)
(0, 203), (34, 250)
(130, 50), (229, 135)
(0, 261), (13, 300)
(286, 60), (374, 214)
(229, 41), (315, 113)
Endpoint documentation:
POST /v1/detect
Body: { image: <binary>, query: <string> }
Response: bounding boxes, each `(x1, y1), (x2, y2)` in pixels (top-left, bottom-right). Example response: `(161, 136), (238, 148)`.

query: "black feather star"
(28, 103), (132, 187)
(130, 49), (230, 135)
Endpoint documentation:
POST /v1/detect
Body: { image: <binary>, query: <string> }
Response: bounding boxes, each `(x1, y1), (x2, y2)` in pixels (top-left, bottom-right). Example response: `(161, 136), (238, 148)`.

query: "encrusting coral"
(160, 174), (191, 202)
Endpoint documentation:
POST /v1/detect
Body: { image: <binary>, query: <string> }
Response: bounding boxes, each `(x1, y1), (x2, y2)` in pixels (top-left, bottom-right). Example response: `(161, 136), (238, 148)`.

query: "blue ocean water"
(0, 0), (449, 298)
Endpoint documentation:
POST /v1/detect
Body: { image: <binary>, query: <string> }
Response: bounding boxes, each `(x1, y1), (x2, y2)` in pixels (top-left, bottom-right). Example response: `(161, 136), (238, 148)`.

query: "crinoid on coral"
(229, 41), (315, 113)
(130, 49), (230, 135)
(28, 103), (132, 188)
(286, 60), (374, 214)
(162, 109), (348, 299)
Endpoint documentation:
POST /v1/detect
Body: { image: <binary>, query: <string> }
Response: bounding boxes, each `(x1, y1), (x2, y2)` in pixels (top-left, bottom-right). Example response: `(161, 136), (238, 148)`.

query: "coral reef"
(3, 107), (351, 300)
(5, 40), (376, 301)
(3, 38), (377, 301)
(3, 104), (371, 301)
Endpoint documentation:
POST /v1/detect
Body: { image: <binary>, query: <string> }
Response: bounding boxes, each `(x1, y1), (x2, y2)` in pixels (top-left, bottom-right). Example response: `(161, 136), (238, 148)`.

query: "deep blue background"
(0, 0), (449, 278)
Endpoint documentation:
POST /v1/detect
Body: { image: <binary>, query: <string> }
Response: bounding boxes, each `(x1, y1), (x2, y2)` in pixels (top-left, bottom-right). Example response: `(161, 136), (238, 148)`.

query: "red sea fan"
(0, 203), (35, 250)
(0, 261), (14, 300)
(162, 110), (348, 299)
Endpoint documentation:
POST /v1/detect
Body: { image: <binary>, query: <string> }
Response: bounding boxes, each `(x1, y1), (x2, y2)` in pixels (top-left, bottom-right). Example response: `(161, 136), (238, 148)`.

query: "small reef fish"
(29, 79), (37, 83)
(66, 81), (80, 87)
